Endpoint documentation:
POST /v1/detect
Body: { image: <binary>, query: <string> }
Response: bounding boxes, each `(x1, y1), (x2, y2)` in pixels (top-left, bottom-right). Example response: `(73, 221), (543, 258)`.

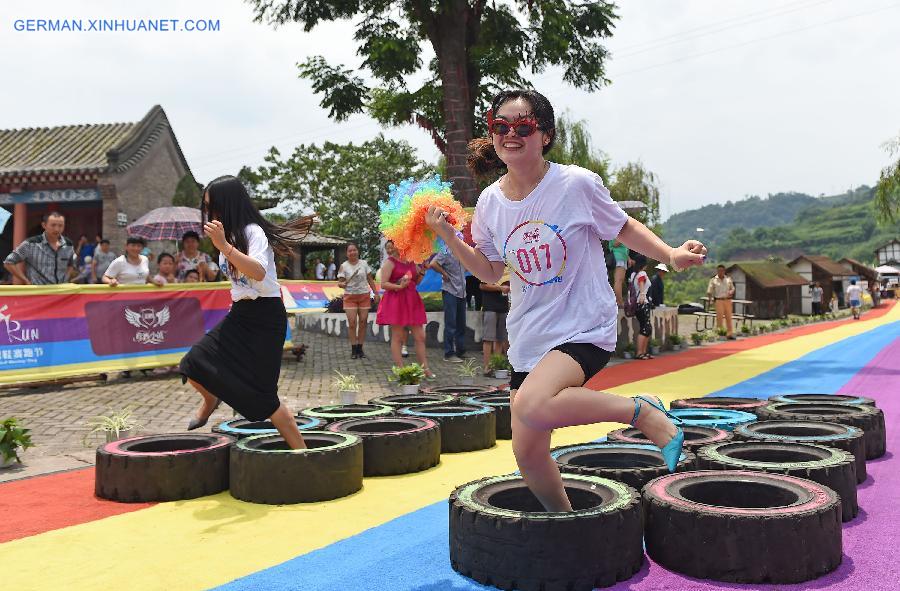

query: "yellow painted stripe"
(3, 310), (895, 591)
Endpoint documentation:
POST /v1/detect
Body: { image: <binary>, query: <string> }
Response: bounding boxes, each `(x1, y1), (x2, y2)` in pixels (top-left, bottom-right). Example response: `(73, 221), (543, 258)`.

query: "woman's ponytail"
(466, 137), (505, 177)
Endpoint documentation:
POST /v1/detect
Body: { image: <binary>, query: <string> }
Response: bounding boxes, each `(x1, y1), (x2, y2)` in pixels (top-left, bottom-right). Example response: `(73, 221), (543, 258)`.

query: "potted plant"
(690, 332), (703, 346)
(456, 358), (480, 386)
(705, 330), (718, 343)
(83, 409), (141, 445)
(622, 342), (636, 359)
(488, 353), (513, 379)
(667, 333), (684, 350)
(1, 418), (34, 468)
(740, 324), (751, 335)
(332, 370), (362, 404)
(649, 338), (661, 355)
(390, 363), (426, 394)
(715, 327), (728, 340)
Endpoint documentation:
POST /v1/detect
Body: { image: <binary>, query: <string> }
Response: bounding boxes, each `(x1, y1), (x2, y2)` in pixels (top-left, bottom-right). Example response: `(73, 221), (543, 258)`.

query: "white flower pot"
(458, 377), (475, 386)
(340, 390), (358, 405)
(493, 369), (510, 379)
(401, 384), (420, 395)
(622, 352), (634, 360)
(1, 455), (18, 468)
(106, 429), (134, 443)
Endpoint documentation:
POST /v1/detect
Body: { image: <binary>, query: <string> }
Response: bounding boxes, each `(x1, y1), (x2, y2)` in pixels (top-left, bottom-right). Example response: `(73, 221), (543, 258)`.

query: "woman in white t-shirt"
(627, 252), (654, 359)
(337, 243), (380, 359)
(424, 89), (707, 512)
(102, 236), (157, 287)
(179, 175), (315, 450)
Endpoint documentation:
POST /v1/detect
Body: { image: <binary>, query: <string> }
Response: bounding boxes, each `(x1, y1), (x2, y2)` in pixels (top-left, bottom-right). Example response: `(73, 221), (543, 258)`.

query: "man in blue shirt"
(430, 250), (469, 362)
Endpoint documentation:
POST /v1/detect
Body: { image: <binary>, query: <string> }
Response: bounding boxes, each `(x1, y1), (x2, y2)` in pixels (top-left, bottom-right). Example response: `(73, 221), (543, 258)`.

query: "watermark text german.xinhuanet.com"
(13, 18), (221, 33)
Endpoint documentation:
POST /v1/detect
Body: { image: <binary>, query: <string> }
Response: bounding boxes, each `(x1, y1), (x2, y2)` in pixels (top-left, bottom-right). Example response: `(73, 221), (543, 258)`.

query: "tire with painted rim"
(298, 403), (393, 423)
(607, 425), (732, 451)
(768, 393), (876, 407)
(696, 441), (858, 521)
(95, 433), (233, 502)
(213, 416), (325, 439)
(368, 393), (455, 409)
(643, 470), (842, 583)
(668, 408), (758, 431)
(229, 431), (363, 504)
(464, 393), (511, 439)
(756, 402), (885, 459)
(734, 420), (867, 483)
(399, 404), (495, 453)
(551, 442), (695, 491)
(670, 396), (769, 416)
(450, 473), (643, 590)
(326, 417), (440, 476)
(419, 385), (500, 397)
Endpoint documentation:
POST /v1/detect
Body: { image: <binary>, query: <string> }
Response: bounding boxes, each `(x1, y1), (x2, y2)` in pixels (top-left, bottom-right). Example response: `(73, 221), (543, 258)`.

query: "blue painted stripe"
(0, 339), (189, 370)
(211, 321), (897, 591)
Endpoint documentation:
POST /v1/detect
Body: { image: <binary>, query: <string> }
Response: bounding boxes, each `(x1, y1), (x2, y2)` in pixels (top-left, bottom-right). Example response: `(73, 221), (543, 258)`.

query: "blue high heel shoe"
(630, 395), (685, 472)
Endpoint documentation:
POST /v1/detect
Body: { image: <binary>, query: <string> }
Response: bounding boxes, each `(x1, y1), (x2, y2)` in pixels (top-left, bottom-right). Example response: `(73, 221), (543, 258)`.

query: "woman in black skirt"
(180, 175), (313, 449)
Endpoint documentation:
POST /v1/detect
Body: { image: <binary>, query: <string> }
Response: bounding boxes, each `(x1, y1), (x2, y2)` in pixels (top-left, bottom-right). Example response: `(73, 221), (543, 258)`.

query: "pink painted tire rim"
(101, 433), (233, 456)
(326, 416), (438, 437)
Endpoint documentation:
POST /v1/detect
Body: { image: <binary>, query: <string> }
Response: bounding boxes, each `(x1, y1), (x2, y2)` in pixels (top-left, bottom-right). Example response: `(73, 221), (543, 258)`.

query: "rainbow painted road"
(2, 303), (898, 591)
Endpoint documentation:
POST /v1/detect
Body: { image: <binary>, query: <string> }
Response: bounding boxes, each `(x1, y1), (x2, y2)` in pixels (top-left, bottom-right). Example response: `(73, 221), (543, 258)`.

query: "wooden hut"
(788, 255), (855, 312)
(727, 262), (808, 319)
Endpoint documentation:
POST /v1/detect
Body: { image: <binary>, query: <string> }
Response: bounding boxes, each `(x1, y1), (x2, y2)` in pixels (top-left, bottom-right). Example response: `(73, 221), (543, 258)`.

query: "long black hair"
(200, 176), (314, 271)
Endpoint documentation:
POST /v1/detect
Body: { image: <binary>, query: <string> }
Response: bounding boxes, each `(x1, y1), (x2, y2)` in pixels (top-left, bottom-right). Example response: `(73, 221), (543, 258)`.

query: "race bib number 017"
(503, 221), (567, 286)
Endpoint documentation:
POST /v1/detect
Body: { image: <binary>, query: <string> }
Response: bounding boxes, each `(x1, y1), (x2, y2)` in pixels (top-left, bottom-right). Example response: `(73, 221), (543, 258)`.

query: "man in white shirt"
(326, 256), (337, 280)
(707, 265), (736, 339)
(846, 279), (864, 320)
(314, 258), (326, 280)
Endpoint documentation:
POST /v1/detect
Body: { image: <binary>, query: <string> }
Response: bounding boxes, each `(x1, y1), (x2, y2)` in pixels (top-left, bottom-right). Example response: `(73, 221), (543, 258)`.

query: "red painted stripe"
(6, 290), (234, 320)
(586, 301), (895, 391)
(0, 467), (155, 543)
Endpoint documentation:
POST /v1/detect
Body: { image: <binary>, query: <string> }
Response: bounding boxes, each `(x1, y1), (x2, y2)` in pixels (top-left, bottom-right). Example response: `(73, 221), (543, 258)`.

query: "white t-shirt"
(315, 262), (326, 280)
(471, 163), (628, 372)
(104, 255), (149, 285)
(327, 262), (337, 280)
(219, 224), (280, 300)
(338, 260), (372, 294)
(846, 285), (863, 303)
(632, 270), (650, 303)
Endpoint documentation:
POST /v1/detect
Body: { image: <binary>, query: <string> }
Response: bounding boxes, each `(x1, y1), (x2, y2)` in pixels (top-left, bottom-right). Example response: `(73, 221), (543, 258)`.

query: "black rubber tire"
(768, 393), (876, 407)
(399, 404), (495, 453)
(95, 433), (233, 502)
(607, 425), (733, 452)
(450, 473), (643, 590)
(643, 470), (842, 583)
(696, 441), (858, 521)
(229, 431), (363, 504)
(734, 420), (867, 483)
(756, 402), (885, 460)
(551, 442), (696, 491)
(298, 403), (393, 423)
(419, 385), (500, 397)
(670, 396), (769, 416)
(326, 417), (441, 476)
(212, 415), (325, 439)
(368, 393), (455, 409)
(463, 393), (511, 439)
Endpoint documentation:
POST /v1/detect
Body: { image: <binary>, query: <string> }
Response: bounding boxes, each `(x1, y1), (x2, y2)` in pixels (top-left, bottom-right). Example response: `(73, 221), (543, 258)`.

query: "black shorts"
(509, 342), (612, 390)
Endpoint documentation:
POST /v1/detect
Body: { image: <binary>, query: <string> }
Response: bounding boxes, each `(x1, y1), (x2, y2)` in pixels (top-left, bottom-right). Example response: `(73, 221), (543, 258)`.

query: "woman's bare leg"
(410, 325), (431, 375)
(268, 402), (306, 449)
(512, 352), (678, 511)
(356, 309), (369, 346)
(345, 309), (359, 346)
(389, 325), (404, 366)
(637, 334), (649, 357)
(613, 267), (626, 307)
(187, 378), (219, 423)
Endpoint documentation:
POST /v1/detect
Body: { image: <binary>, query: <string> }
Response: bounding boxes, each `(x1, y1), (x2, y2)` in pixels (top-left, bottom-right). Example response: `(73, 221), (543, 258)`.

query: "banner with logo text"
(0, 281), (342, 385)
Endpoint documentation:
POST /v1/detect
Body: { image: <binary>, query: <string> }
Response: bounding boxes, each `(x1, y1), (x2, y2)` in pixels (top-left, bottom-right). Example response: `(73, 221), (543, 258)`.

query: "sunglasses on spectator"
(486, 109), (541, 138)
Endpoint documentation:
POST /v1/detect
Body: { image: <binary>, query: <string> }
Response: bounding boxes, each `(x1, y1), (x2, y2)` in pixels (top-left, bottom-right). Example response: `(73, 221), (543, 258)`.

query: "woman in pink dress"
(377, 240), (433, 376)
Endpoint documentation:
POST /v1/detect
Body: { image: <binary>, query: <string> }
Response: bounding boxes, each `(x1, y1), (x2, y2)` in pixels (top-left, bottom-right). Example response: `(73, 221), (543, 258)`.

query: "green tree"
(875, 134), (900, 223)
(248, 0), (618, 206)
(247, 135), (433, 265)
(171, 174), (201, 207)
(546, 112), (611, 180)
(609, 161), (661, 228)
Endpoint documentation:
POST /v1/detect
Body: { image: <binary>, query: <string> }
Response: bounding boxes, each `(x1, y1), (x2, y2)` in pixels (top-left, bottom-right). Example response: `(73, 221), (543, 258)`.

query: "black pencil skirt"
(179, 297), (287, 421)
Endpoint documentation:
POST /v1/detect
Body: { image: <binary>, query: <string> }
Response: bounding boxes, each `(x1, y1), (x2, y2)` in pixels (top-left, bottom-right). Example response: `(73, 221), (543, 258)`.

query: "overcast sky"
(2, 0), (898, 219)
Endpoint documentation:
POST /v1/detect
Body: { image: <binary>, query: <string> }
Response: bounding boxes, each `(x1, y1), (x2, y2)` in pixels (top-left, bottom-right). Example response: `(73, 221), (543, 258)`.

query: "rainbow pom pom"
(378, 175), (469, 263)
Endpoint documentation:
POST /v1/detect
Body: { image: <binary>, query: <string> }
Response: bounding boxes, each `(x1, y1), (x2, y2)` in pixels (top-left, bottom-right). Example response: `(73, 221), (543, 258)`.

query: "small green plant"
(667, 333), (683, 346)
(779, 319), (790, 328)
(650, 337), (661, 348)
(690, 332), (703, 345)
(457, 357), (480, 378)
(623, 341), (636, 355)
(790, 317), (801, 325)
(331, 370), (361, 392)
(740, 324), (751, 334)
(716, 327), (728, 337)
(488, 353), (513, 371)
(705, 330), (718, 342)
(390, 363), (426, 385)
(1, 418), (34, 464)
(83, 409), (141, 446)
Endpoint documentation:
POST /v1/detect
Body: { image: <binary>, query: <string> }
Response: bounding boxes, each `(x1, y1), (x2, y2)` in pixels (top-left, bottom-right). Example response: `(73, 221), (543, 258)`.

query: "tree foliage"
(609, 161), (660, 228)
(244, 135), (434, 266)
(546, 112), (611, 180)
(874, 134), (900, 223)
(171, 174), (201, 207)
(247, 0), (618, 205)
